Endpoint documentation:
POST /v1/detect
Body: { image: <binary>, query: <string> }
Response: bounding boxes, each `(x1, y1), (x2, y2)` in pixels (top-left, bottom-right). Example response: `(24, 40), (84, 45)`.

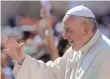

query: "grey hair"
(85, 17), (98, 32)
(67, 15), (98, 32)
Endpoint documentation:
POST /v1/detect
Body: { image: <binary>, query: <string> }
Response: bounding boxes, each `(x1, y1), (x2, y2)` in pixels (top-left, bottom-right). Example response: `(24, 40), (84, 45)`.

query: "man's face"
(62, 15), (86, 47)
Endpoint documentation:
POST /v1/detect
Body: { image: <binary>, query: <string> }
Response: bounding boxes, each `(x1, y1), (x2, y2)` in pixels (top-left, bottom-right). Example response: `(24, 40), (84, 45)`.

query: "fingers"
(10, 38), (18, 45)
(3, 37), (23, 51)
(2, 49), (10, 56)
(3, 37), (19, 49)
(2, 37), (24, 61)
(2, 49), (10, 52)
(3, 39), (11, 49)
(2, 48), (17, 60)
(9, 38), (19, 48)
(3, 39), (9, 45)
(3, 37), (17, 44)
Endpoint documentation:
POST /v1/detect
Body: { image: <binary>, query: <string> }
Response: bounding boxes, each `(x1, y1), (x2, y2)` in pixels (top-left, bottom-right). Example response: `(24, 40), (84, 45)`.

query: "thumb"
(19, 43), (24, 48)
(19, 43), (24, 54)
(18, 43), (25, 61)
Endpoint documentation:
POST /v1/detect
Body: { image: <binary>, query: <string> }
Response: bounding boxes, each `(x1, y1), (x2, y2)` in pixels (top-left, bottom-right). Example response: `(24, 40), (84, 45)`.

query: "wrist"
(17, 55), (25, 65)
(17, 43), (25, 65)
(45, 29), (54, 36)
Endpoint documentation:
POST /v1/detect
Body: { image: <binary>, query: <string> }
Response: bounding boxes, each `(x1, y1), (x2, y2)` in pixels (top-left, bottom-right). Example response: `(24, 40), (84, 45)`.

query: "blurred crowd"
(1, 2), (110, 79)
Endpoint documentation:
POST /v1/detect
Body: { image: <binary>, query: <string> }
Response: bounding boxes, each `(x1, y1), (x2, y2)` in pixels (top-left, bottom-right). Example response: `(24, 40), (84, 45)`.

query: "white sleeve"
(13, 52), (69, 79)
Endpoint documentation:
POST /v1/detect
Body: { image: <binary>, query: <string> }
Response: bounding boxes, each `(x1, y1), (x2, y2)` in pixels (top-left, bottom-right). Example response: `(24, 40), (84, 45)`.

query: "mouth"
(69, 41), (75, 49)
(69, 40), (74, 45)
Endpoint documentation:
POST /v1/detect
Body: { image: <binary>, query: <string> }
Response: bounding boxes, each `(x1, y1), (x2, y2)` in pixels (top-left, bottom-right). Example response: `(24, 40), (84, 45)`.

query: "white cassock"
(13, 30), (110, 79)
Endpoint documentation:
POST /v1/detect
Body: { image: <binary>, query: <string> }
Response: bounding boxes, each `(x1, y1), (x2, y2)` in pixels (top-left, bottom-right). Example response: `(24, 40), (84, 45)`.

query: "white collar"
(79, 30), (101, 54)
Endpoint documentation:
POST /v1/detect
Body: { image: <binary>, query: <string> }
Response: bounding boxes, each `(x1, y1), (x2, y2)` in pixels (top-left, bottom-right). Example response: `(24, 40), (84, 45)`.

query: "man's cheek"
(71, 35), (78, 40)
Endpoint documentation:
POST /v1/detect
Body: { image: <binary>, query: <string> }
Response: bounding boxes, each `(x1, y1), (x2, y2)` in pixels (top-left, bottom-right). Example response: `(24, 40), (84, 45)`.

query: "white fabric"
(66, 5), (95, 18)
(13, 30), (110, 79)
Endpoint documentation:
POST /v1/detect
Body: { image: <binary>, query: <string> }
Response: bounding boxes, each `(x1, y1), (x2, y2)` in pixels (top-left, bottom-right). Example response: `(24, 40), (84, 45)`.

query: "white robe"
(13, 30), (110, 79)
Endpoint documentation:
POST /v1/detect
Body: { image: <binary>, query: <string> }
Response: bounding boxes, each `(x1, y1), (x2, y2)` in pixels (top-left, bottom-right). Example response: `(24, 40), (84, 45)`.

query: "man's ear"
(83, 22), (89, 35)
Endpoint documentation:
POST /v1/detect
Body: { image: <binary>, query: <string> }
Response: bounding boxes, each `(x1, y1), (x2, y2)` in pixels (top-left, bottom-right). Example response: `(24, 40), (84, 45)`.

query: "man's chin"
(72, 45), (74, 49)
(70, 44), (74, 49)
(69, 41), (74, 49)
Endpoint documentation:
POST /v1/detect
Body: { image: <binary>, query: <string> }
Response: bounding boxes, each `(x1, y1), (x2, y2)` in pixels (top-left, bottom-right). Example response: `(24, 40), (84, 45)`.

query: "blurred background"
(1, 1), (110, 79)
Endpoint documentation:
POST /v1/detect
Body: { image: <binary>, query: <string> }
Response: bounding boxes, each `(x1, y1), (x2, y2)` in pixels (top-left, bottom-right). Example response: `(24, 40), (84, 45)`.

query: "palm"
(3, 38), (25, 61)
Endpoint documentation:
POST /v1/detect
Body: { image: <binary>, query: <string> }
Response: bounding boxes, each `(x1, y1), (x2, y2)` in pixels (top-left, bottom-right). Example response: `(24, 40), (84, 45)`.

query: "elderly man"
(3, 5), (110, 79)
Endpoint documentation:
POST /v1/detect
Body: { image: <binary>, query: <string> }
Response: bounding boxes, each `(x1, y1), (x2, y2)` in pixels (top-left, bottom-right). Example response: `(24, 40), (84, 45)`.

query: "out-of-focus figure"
(1, 53), (14, 79)
(30, 0), (59, 61)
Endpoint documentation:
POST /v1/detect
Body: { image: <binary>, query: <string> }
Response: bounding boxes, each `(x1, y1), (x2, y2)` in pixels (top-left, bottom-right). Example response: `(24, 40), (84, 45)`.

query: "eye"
(64, 29), (73, 35)
(65, 29), (69, 33)
(63, 25), (73, 34)
(66, 29), (73, 34)
(68, 30), (73, 33)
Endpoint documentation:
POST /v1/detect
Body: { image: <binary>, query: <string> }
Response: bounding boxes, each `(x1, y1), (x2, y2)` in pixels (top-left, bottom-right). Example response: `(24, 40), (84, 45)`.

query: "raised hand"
(3, 38), (25, 62)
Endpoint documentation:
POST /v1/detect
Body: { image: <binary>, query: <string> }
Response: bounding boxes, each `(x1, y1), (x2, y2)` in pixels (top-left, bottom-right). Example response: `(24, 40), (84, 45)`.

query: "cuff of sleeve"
(13, 55), (30, 77)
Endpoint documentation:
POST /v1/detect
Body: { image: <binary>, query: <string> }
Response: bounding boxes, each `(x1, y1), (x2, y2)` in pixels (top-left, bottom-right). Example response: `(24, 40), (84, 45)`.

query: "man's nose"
(63, 32), (69, 40)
